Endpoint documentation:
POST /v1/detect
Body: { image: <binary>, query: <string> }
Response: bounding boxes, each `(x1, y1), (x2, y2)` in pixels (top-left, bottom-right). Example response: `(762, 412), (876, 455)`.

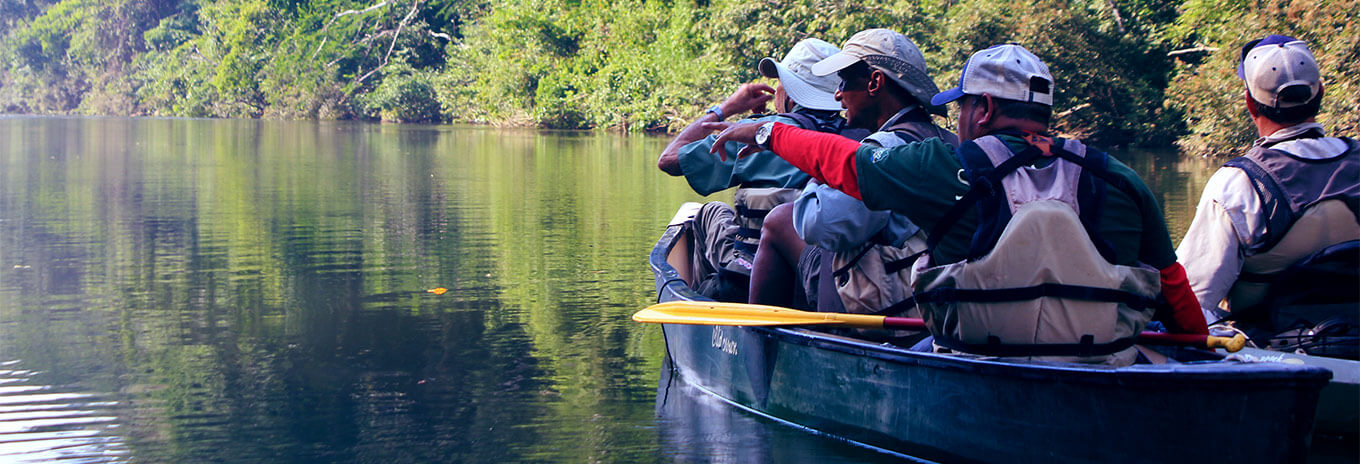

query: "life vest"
(819, 109), (959, 319)
(1222, 137), (1360, 316)
(908, 134), (1160, 365)
(862, 106), (960, 149)
(730, 112), (870, 257)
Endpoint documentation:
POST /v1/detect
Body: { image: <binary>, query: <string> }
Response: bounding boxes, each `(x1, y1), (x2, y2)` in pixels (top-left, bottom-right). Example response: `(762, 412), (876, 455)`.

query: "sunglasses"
(836, 69), (870, 92)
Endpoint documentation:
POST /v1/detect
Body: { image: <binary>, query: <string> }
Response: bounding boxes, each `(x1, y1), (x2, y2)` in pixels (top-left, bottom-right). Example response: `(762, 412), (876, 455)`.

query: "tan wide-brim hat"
(758, 38), (844, 112)
(811, 29), (944, 115)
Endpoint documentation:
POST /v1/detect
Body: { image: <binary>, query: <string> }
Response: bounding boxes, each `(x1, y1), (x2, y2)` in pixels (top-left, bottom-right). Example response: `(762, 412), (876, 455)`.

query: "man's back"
(853, 133), (1177, 270)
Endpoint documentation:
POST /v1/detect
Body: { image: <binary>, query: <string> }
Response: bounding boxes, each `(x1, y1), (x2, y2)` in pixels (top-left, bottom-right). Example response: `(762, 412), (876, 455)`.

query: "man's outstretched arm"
(658, 84), (776, 176)
(707, 122), (864, 198)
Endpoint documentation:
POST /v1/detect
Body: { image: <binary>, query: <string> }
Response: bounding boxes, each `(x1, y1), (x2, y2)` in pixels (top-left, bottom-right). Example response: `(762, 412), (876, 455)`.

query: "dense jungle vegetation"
(0, 0), (1355, 155)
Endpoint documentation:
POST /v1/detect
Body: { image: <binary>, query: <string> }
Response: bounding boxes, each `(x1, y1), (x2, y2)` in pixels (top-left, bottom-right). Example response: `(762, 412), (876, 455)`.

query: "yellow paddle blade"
(633, 301), (887, 328)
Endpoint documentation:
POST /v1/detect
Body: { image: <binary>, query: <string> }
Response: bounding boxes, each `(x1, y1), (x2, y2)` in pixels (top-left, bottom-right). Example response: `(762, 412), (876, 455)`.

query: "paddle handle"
(882, 317), (927, 330)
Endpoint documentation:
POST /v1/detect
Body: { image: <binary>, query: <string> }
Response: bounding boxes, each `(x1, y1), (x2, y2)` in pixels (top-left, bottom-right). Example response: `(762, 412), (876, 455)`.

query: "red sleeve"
(1159, 263), (1209, 335)
(768, 123), (864, 200)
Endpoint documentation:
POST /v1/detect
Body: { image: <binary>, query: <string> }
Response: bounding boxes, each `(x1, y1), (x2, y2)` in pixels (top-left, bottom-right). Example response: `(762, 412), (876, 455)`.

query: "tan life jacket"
(823, 110), (958, 318)
(910, 135), (1160, 366)
(1226, 200), (1360, 313)
(731, 187), (800, 259)
(829, 232), (928, 317)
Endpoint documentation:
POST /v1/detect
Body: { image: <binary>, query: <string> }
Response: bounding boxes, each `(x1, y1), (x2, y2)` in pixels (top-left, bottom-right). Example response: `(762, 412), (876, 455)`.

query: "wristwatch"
(705, 105), (725, 120)
(754, 122), (775, 150)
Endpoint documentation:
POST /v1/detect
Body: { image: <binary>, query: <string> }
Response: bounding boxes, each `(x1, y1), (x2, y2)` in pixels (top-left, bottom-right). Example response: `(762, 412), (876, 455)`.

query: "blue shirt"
(676, 114), (811, 196)
(791, 107), (927, 251)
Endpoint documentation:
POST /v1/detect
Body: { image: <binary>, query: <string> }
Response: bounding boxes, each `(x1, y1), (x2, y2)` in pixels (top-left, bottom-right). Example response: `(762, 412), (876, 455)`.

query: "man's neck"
(987, 118), (1048, 137)
(1254, 116), (1317, 138)
(873, 98), (910, 130)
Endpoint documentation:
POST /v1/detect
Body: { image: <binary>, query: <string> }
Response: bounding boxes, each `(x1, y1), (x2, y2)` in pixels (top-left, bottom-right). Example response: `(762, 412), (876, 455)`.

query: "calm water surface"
(0, 116), (1221, 463)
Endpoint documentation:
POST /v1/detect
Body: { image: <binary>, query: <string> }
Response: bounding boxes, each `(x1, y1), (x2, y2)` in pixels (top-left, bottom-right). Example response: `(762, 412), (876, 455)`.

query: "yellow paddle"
(635, 300), (1248, 352)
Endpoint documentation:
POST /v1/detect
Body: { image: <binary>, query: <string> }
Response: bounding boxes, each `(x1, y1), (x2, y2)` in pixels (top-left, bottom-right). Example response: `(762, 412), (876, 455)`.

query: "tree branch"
(1167, 46), (1220, 57)
(312, 0), (393, 59)
(1104, 0), (1125, 34)
(353, 0), (420, 86)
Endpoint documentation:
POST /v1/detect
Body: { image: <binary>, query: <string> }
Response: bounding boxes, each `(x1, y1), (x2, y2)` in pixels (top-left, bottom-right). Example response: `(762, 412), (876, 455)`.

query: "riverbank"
(1, 0), (1355, 156)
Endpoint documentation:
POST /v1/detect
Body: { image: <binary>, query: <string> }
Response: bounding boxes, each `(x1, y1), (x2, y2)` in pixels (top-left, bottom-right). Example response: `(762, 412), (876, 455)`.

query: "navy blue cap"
(930, 58), (971, 106)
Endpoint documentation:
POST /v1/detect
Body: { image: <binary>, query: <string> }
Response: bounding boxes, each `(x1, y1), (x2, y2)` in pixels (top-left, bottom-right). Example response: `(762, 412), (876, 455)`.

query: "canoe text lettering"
(711, 326), (738, 356)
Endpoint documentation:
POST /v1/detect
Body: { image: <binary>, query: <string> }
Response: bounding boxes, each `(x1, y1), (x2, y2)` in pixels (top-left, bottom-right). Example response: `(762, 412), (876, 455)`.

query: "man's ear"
(866, 70), (886, 97)
(1244, 89), (1261, 119)
(975, 94), (996, 128)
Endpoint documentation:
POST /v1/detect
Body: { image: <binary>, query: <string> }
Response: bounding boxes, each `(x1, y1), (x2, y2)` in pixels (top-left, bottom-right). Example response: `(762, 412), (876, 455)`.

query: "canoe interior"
(649, 204), (1337, 463)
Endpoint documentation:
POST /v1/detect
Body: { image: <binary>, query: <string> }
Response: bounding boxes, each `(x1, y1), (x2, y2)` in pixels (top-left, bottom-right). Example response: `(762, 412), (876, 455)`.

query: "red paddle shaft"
(880, 317), (1237, 350)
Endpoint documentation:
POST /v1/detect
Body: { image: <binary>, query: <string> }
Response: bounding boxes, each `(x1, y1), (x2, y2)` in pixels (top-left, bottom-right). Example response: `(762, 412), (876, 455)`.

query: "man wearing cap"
(657, 38), (863, 301)
(1177, 36), (1358, 328)
(708, 44), (1207, 364)
(748, 29), (957, 329)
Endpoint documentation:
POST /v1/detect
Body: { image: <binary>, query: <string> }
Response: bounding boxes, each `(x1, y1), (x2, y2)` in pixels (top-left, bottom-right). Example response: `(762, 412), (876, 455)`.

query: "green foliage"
(362, 61), (442, 122)
(937, 0), (1177, 145)
(0, 0), (1355, 154)
(2, 0), (462, 119)
(1164, 0), (1360, 156)
(439, 0), (950, 131)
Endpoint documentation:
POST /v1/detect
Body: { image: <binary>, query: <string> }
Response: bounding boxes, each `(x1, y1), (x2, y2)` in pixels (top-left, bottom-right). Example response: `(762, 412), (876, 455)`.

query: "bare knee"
(761, 203), (799, 245)
(758, 203), (804, 262)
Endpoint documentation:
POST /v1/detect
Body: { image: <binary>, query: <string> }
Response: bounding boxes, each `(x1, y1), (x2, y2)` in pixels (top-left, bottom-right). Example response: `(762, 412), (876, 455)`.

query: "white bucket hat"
(1238, 35), (1321, 109)
(758, 38), (844, 112)
(931, 44), (1054, 107)
(811, 29), (944, 115)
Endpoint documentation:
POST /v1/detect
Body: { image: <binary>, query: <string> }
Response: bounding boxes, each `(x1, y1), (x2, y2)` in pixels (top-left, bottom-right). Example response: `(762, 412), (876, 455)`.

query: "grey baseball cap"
(931, 44), (1054, 107)
(811, 29), (943, 115)
(757, 38), (844, 111)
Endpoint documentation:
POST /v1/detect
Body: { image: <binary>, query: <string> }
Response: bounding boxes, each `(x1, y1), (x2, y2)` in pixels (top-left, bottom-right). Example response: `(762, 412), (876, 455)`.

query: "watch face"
(756, 123), (772, 147)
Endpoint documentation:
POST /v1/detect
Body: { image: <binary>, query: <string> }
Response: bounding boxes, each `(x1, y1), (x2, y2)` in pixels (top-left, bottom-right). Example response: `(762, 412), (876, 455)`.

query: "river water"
(0, 116), (1226, 463)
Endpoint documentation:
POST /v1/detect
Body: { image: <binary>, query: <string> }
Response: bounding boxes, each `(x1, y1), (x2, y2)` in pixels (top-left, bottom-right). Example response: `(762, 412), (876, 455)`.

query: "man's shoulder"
(767, 112), (843, 131)
(742, 114), (796, 125)
(1257, 136), (1354, 161)
(860, 137), (959, 175)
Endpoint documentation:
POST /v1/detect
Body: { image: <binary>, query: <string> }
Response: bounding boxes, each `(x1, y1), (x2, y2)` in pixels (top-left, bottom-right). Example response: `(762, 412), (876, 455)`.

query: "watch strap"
(705, 105), (725, 120)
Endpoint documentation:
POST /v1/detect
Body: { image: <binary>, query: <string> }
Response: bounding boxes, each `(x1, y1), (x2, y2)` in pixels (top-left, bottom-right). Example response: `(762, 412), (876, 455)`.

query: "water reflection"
(0, 117), (1232, 463)
(0, 360), (129, 463)
(1111, 147), (1221, 242)
(0, 117), (693, 462)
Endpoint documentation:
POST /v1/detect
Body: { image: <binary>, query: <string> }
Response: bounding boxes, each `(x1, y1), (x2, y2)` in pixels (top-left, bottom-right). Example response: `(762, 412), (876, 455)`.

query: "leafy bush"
(936, 0), (1178, 146)
(363, 64), (443, 123)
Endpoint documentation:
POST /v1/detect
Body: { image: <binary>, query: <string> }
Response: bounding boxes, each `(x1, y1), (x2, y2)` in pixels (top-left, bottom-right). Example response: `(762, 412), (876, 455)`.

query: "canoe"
(648, 203), (1332, 463)
(1230, 347), (1358, 438)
